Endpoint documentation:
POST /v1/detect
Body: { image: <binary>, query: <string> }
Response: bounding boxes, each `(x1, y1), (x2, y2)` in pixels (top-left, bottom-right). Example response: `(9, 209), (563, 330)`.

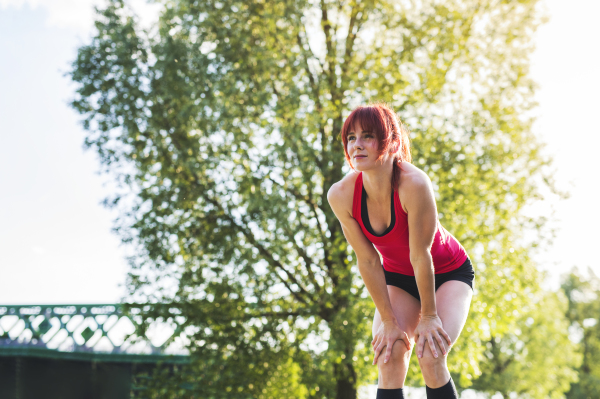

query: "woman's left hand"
(414, 314), (452, 358)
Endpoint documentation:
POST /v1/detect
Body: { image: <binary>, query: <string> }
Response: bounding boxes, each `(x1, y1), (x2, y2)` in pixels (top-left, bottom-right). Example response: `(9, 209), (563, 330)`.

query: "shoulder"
(398, 163), (434, 204)
(327, 171), (360, 218)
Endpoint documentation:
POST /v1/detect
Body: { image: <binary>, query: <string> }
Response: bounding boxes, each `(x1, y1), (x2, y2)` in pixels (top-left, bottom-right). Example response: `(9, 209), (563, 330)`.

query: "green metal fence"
(0, 304), (190, 399)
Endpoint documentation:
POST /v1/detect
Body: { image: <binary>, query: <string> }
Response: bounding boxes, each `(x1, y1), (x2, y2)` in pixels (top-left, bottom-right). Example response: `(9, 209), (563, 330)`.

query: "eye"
(348, 135), (356, 141)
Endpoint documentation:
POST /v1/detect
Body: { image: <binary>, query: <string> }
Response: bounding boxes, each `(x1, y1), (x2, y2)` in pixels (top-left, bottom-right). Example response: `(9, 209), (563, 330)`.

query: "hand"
(414, 314), (452, 358)
(371, 318), (411, 365)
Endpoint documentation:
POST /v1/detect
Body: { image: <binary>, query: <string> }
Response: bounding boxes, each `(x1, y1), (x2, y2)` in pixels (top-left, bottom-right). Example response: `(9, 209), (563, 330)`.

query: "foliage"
(132, 354), (308, 398)
(562, 268), (600, 399)
(70, 0), (560, 397)
(470, 284), (581, 399)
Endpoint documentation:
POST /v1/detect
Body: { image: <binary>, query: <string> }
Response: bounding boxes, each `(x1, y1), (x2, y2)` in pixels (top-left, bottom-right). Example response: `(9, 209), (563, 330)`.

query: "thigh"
(372, 285), (422, 343)
(435, 280), (473, 345)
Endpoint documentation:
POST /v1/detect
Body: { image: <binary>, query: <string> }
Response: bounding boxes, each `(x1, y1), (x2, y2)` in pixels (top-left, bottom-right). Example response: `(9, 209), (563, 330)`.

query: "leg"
(372, 285), (421, 389)
(417, 281), (472, 390)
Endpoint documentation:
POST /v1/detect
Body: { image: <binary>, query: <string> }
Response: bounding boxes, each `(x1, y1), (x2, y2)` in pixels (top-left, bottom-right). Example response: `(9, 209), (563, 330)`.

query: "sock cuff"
(376, 387), (404, 399)
(425, 377), (458, 398)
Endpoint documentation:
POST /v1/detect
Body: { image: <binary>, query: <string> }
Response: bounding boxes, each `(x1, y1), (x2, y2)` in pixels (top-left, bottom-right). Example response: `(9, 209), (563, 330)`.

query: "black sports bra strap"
(361, 187), (396, 237)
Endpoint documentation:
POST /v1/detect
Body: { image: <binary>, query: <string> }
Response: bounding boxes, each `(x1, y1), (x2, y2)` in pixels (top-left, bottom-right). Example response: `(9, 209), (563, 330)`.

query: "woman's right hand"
(371, 318), (411, 365)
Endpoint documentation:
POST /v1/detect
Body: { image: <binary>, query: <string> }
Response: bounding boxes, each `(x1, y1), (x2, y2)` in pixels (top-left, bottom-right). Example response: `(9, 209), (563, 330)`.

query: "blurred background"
(0, 0), (599, 398)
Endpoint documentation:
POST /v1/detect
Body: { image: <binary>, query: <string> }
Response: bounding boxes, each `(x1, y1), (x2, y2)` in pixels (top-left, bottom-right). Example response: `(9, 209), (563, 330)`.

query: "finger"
(373, 343), (385, 365)
(383, 340), (394, 364)
(442, 330), (452, 347)
(372, 342), (382, 364)
(433, 332), (446, 355)
(417, 335), (426, 358)
(372, 335), (380, 349)
(402, 331), (411, 350)
(427, 334), (438, 358)
(372, 337), (382, 352)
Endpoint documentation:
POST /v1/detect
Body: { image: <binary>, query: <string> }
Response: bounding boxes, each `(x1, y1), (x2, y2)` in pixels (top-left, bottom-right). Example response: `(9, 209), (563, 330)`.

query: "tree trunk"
(334, 362), (357, 399)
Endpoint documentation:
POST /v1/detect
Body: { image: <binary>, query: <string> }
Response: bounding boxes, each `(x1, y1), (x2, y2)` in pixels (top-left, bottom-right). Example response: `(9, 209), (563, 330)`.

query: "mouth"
(354, 155), (367, 159)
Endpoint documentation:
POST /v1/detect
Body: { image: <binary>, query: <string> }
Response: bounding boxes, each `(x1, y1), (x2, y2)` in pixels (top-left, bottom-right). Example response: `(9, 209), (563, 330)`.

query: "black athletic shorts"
(384, 258), (475, 301)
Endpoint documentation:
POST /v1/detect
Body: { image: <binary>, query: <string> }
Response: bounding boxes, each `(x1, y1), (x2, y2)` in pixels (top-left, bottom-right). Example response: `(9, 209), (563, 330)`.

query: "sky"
(528, 0), (600, 286)
(0, 0), (598, 305)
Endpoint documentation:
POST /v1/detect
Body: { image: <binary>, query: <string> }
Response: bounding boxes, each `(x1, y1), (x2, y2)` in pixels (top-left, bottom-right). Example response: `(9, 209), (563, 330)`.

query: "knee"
(377, 340), (411, 372)
(417, 345), (447, 374)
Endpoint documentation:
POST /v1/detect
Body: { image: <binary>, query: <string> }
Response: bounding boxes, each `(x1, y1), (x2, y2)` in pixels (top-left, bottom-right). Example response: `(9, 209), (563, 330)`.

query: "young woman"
(327, 103), (474, 399)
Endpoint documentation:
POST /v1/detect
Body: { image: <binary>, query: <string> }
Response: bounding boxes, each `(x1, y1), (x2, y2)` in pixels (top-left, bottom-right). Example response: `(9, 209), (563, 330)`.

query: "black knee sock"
(376, 388), (404, 399)
(425, 377), (458, 399)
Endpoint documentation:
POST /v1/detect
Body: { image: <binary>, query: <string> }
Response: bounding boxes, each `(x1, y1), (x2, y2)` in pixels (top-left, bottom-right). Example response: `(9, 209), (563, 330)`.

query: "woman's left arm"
(403, 173), (452, 359)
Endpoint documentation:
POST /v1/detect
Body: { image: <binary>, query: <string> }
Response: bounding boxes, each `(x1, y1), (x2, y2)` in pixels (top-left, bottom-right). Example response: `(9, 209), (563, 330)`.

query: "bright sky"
(0, 0), (598, 305)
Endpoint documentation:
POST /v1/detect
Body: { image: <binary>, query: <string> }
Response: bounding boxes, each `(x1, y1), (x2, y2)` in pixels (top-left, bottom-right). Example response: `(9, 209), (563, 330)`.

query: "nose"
(354, 137), (364, 149)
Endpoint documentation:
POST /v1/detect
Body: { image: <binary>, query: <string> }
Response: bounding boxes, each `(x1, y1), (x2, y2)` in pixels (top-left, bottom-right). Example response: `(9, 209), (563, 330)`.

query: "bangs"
(340, 102), (411, 174)
(340, 105), (390, 169)
(341, 106), (386, 143)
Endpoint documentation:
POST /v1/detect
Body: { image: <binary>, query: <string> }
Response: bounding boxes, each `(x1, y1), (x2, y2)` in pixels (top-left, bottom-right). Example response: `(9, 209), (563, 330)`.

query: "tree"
(469, 284), (580, 399)
(70, 0), (555, 397)
(562, 268), (600, 399)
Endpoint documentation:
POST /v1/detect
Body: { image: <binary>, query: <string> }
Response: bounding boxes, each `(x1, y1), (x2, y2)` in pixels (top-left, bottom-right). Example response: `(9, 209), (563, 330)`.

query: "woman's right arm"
(327, 182), (411, 364)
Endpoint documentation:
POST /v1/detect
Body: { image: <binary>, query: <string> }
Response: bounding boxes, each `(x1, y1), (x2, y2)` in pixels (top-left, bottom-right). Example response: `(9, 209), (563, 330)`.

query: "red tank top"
(352, 172), (467, 276)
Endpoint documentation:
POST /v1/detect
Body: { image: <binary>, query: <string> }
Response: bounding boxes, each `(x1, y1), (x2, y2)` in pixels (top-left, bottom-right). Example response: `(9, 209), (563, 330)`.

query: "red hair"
(340, 102), (412, 191)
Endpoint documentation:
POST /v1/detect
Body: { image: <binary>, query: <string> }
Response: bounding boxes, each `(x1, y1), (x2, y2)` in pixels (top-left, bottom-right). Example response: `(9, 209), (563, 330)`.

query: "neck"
(361, 158), (394, 204)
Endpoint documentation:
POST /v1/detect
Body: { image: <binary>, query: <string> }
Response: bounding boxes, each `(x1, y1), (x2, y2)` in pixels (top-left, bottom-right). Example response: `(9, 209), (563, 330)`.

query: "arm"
(327, 182), (410, 364)
(339, 224), (394, 322)
(403, 174), (452, 358)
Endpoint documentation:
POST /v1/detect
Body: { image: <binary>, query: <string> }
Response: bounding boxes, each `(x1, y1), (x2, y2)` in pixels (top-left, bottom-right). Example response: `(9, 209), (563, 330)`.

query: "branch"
(340, 0), (364, 82)
(146, 302), (309, 322)
(296, 31), (322, 109)
(267, 176), (327, 248)
(320, 0), (338, 91)
(205, 194), (314, 305)
(202, 189), (316, 304)
(249, 311), (306, 319)
(281, 222), (322, 292)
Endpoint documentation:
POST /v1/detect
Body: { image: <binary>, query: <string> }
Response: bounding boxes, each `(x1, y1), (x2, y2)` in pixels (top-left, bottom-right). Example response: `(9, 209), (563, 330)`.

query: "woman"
(327, 103), (474, 399)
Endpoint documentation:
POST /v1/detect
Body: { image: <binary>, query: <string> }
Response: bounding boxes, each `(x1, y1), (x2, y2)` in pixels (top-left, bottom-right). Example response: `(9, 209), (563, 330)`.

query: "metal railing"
(0, 304), (189, 363)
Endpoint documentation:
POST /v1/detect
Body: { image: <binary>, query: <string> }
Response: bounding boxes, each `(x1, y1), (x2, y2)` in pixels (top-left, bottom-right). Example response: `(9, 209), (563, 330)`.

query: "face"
(347, 124), (383, 171)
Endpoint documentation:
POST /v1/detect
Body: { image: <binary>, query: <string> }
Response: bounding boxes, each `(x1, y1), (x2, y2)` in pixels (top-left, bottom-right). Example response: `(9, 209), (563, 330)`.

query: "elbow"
(410, 252), (432, 268)
(357, 256), (380, 271)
